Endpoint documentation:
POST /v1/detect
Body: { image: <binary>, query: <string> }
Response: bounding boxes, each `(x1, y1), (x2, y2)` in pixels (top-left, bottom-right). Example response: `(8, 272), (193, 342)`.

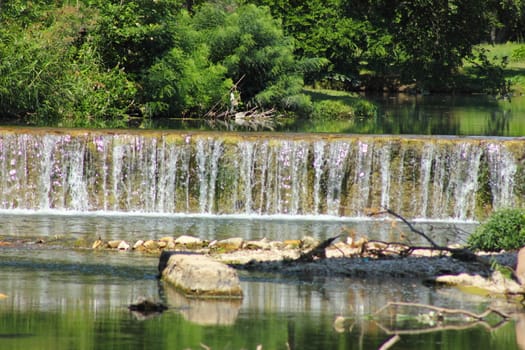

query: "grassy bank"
(473, 42), (525, 94)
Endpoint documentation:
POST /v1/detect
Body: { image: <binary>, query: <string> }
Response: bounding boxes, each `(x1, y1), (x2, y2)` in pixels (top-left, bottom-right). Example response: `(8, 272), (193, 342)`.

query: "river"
(0, 213), (522, 349)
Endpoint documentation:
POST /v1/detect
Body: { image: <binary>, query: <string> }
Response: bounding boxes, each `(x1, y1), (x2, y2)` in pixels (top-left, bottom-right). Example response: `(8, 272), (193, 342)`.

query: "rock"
(214, 237), (244, 251)
(301, 236), (319, 249)
(174, 235), (203, 247)
(117, 241), (130, 251)
(143, 240), (159, 250)
(128, 296), (167, 320)
(283, 239), (301, 249)
(133, 240), (145, 250)
(435, 271), (524, 295)
(128, 296), (167, 313)
(269, 240), (285, 250)
(107, 240), (121, 249)
(159, 236), (174, 244)
(160, 252), (243, 298)
(516, 246), (525, 285)
(92, 239), (104, 249)
(244, 238), (270, 250)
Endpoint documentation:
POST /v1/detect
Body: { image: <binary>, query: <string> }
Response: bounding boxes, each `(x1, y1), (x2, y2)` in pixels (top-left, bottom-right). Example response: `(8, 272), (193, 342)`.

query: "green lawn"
(474, 42), (525, 93)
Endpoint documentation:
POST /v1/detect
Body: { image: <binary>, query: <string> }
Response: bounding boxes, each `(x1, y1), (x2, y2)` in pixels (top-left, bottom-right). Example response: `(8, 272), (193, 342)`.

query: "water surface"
(0, 213), (522, 349)
(156, 94), (525, 136)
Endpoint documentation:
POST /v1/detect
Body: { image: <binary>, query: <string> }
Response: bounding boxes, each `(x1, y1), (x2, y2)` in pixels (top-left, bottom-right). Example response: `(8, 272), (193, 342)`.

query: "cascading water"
(0, 128), (522, 220)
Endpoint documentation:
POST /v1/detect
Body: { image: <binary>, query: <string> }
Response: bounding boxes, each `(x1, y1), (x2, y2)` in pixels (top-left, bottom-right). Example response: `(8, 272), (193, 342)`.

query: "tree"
(0, 3), (136, 126)
(91, 0), (182, 76)
(468, 208), (525, 251)
(248, 0), (500, 92)
(142, 12), (232, 118)
(390, 0), (491, 90)
(194, 2), (308, 110)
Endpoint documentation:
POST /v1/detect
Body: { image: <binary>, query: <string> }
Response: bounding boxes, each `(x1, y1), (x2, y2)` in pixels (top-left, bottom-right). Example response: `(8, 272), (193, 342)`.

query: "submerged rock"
(160, 252), (243, 298)
(434, 271), (524, 295)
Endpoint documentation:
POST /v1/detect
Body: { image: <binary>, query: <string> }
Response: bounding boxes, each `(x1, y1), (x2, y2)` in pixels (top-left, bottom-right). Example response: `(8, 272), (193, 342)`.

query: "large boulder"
(159, 252), (242, 298)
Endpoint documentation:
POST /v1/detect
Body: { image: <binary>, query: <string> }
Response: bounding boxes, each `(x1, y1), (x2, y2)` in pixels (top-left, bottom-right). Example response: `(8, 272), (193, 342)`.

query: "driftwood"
(375, 301), (511, 321)
(296, 234), (342, 262)
(375, 301), (511, 350)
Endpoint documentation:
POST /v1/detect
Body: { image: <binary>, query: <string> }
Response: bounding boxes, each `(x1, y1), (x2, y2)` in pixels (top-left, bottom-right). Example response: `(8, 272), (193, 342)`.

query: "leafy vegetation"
(0, 0), (524, 127)
(468, 208), (525, 251)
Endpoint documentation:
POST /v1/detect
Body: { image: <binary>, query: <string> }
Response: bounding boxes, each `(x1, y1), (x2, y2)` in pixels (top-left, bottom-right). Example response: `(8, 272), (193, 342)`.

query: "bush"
(467, 208), (525, 252)
(311, 100), (354, 120)
(352, 99), (378, 118)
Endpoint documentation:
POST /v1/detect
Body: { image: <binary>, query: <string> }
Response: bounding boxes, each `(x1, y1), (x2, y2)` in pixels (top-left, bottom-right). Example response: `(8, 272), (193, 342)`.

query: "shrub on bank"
(467, 208), (525, 252)
(311, 99), (377, 120)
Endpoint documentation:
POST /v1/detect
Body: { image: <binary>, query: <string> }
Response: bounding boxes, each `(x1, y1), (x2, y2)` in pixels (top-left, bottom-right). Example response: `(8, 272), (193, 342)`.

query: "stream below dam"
(0, 120), (523, 349)
(0, 213), (523, 350)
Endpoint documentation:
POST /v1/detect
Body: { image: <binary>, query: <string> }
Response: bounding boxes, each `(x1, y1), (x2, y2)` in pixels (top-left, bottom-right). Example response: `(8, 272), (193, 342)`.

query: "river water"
(0, 212), (523, 349)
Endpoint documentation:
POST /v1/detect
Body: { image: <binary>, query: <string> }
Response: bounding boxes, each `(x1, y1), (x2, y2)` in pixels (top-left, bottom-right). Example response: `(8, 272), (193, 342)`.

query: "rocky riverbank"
(91, 234), (519, 281)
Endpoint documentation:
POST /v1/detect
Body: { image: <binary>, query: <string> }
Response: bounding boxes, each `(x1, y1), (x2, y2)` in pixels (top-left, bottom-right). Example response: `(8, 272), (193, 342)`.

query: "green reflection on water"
(0, 307), (521, 350)
(294, 94), (525, 136)
(0, 213), (522, 350)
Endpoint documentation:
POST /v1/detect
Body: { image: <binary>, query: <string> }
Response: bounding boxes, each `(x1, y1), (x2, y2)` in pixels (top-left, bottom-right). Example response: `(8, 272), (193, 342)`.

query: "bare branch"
(376, 301), (510, 320)
(382, 208), (440, 248)
(378, 335), (400, 350)
(370, 207), (480, 262)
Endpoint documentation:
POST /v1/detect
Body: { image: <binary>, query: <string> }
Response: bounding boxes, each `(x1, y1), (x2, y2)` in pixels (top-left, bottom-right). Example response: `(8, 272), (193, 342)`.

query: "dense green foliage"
(468, 208), (525, 251)
(0, 0), (524, 127)
(250, 0), (518, 92)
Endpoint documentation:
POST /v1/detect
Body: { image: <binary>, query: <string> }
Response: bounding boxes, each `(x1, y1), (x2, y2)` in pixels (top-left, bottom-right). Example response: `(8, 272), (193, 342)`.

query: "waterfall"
(0, 128), (522, 220)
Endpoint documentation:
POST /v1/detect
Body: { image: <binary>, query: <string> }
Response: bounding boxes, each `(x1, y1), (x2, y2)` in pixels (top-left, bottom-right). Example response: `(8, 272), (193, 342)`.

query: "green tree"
(390, 0), (491, 90)
(91, 0), (182, 76)
(194, 2), (308, 110)
(248, 0), (500, 92)
(142, 12), (232, 118)
(0, 4), (136, 127)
